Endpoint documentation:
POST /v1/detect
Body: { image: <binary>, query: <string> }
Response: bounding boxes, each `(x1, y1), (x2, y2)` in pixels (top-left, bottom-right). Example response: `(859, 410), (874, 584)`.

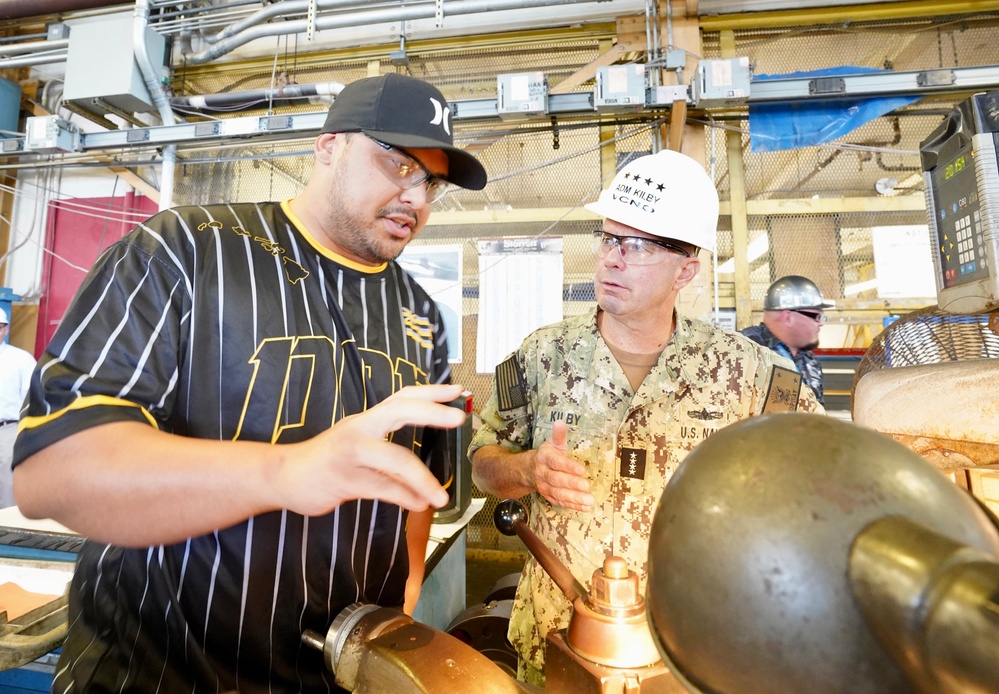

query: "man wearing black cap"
(12, 73), (486, 693)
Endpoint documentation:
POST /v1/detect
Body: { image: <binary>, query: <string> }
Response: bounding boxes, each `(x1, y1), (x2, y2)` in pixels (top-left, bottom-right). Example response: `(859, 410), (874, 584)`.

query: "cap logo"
(429, 97), (451, 135)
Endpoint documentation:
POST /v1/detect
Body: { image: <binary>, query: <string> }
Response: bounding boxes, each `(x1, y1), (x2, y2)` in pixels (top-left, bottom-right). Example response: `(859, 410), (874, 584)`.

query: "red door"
(35, 193), (159, 356)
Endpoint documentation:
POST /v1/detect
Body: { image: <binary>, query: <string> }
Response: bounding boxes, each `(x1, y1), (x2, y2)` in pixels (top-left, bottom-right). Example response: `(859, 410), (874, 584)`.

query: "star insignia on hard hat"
(645, 177), (653, 185)
(657, 183), (665, 191)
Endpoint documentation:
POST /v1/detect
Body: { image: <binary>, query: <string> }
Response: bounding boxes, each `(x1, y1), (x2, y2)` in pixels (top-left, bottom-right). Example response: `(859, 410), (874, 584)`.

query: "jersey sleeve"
(13, 217), (192, 466)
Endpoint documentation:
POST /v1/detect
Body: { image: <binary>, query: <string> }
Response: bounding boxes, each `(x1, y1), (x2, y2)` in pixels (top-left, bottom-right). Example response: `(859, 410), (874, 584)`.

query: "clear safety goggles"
(591, 230), (692, 265)
(366, 134), (449, 204)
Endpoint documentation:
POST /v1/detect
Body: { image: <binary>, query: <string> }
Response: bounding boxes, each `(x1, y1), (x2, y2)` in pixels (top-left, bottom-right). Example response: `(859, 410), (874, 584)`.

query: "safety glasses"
(365, 134), (449, 204)
(792, 309), (827, 323)
(591, 230), (692, 265)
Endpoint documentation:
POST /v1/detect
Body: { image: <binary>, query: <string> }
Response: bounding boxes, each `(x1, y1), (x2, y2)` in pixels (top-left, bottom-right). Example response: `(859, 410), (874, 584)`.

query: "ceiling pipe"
(134, 0), (177, 210)
(0, 51), (67, 69)
(0, 38), (69, 56)
(186, 0), (626, 64)
(204, 0), (375, 45)
(171, 81), (344, 111)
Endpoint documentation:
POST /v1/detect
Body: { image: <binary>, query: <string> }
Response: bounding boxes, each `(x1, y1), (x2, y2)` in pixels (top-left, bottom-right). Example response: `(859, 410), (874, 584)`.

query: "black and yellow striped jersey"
(14, 200), (451, 693)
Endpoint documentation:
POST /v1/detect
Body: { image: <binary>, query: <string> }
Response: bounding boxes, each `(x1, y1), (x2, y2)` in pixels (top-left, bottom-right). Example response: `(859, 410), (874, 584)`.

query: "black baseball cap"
(321, 73), (487, 191)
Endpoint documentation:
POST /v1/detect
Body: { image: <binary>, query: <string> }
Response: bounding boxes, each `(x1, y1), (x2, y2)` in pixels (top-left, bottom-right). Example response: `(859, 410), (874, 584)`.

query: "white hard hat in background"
(0, 307), (7, 324)
(584, 149), (719, 253)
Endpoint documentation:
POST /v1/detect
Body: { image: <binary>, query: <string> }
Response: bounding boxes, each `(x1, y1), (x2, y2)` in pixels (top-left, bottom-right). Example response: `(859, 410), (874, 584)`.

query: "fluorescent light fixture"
(718, 235), (769, 274)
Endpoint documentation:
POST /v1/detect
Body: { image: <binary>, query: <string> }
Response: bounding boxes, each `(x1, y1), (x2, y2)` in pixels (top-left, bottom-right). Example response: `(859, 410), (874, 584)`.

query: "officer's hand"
(533, 420), (594, 513)
(278, 384), (466, 516)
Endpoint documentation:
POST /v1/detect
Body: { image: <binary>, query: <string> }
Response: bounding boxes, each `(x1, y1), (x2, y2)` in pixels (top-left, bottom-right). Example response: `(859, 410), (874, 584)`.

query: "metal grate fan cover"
(851, 305), (999, 402)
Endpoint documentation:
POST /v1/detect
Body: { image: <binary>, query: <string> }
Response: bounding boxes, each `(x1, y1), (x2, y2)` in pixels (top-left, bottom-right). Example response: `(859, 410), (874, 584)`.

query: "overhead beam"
(549, 15), (647, 94)
(50, 64), (999, 154)
(423, 194), (926, 226)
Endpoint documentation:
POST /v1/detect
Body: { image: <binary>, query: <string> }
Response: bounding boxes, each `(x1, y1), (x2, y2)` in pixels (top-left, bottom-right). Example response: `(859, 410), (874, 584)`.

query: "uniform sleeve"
(796, 375), (824, 413)
(748, 345), (826, 415)
(467, 340), (538, 459)
(13, 219), (192, 466)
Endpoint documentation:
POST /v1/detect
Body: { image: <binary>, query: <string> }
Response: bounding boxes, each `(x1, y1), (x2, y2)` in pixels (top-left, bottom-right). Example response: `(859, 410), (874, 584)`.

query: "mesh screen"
(852, 306), (999, 388)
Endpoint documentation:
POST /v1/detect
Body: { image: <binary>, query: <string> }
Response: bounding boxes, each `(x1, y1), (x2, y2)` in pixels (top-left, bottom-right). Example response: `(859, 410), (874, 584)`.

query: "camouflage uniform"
(741, 323), (826, 405)
(469, 310), (823, 680)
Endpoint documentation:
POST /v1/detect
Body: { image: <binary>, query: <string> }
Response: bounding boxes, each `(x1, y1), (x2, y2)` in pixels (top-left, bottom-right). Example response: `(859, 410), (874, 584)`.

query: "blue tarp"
(749, 67), (920, 152)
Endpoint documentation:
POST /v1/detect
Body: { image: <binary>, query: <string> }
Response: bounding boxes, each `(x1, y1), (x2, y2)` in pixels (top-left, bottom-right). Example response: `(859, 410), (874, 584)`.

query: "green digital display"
(943, 153), (967, 180)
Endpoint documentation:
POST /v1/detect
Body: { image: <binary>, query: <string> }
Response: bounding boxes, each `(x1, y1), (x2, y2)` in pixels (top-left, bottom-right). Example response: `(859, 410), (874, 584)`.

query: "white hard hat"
(584, 149), (719, 253)
(0, 307), (7, 324)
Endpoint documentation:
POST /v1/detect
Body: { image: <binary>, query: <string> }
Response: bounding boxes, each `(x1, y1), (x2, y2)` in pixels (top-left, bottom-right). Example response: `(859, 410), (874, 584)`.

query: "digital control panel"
(920, 92), (999, 314)
(929, 150), (987, 287)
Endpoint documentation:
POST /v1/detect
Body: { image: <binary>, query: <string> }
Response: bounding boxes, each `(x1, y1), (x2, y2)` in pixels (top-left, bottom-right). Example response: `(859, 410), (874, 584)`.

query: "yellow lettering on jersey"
(237, 335), (337, 444)
(357, 347), (427, 451)
(236, 337), (427, 446)
(401, 308), (434, 349)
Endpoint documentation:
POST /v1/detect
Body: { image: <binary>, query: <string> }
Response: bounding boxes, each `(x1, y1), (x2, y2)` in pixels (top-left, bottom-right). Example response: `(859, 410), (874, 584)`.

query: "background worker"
(741, 275), (832, 405)
(468, 149), (822, 686)
(0, 307), (34, 508)
(12, 73), (486, 693)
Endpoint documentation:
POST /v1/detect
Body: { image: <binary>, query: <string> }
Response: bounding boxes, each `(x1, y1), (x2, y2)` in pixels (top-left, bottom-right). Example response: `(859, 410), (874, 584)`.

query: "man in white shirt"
(0, 307), (35, 507)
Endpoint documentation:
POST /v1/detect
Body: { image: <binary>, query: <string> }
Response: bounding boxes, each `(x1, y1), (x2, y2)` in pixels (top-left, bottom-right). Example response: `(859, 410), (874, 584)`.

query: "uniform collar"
(577, 309), (714, 399)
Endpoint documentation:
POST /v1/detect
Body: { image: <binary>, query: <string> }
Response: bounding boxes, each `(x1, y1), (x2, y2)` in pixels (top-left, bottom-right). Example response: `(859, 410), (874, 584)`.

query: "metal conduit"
(134, 0), (177, 210)
(0, 52), (68, 69)
(171, 81), (344, 110)
(186, 0), (623, 64)
(0, 39), (69, 56)
(205, 0), (385, 44)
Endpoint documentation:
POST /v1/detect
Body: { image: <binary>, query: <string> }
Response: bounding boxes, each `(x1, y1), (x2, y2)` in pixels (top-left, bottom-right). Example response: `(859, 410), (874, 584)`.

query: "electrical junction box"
(651, 84), (690, 107)
(46, 23), (70, 41)
(25, 116), (80, 153)
(497, 72), (548, 119)
(691, 57), (752, 108)
(63, 13), (166, 116)
(595, 64), (646, 112)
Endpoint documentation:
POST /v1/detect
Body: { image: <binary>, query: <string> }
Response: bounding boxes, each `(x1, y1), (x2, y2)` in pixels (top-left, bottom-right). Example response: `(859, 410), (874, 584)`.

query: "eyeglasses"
(591, 230), (692, 265)
(365, 135), (449, 204)
(791, 309), (828, 324)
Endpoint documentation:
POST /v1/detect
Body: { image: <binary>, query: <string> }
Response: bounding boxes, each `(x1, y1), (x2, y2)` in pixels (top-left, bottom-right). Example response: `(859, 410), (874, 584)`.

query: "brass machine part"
(850, 516), (999, 694)
(302, 603), (530, 693)
(646, 412), (999, 694)
(545, 632), (687, 694)
(493, 500), (673, 674)
(566, 557), (661, 668)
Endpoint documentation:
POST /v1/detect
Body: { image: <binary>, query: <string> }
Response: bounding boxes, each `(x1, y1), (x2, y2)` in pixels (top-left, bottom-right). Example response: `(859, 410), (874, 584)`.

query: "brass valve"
(494, 500), (660, 669)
